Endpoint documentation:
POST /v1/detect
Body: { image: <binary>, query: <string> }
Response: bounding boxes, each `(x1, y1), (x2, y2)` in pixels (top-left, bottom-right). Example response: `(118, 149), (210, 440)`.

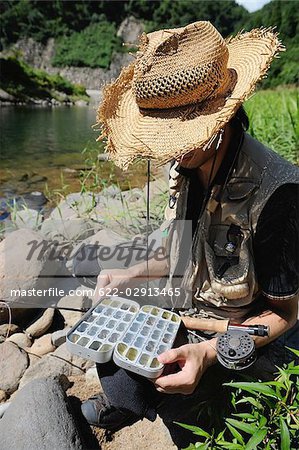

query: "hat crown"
(133, 21), (230, 109)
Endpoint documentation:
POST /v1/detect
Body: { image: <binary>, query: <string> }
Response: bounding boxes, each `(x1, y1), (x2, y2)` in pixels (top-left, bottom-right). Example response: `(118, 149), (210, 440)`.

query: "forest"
(1, 0), (298, 88)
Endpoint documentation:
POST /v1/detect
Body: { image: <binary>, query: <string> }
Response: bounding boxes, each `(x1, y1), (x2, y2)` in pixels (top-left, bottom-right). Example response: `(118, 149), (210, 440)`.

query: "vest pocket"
(204, 224), (252, 300)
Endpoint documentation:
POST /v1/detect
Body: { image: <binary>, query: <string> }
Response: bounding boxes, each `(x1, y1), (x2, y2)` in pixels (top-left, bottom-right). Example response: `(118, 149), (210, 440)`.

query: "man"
(80, 21), (299, 448)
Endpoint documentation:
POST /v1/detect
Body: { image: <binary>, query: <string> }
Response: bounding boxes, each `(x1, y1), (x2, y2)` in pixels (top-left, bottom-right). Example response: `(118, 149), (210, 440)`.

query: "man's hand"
(94, 268), (137, 300)
(154, 341), (217, 395)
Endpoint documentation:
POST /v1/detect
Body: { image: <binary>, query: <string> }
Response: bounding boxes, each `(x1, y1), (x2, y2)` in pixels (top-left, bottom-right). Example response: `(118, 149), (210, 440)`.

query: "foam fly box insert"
(66, 296), (181, 378)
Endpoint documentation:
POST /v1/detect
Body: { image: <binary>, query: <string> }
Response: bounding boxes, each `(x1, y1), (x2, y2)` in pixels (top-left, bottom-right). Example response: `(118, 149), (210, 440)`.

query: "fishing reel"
(216, 324), (269, 370)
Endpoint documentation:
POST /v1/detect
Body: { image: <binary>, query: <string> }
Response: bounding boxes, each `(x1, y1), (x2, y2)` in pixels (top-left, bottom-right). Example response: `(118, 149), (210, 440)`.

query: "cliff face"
(11, 16), (144, 90)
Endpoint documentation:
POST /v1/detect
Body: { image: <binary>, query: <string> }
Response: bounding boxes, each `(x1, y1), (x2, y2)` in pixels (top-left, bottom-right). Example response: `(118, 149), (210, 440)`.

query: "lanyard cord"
(146, 158), (151, 296)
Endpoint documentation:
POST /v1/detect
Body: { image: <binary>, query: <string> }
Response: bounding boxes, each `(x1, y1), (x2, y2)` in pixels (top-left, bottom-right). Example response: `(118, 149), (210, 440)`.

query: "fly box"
(66, 296), (181, 378)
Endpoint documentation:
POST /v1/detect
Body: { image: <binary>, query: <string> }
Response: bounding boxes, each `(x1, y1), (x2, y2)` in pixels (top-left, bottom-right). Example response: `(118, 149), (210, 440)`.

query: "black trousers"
(96, 322), (299, 449)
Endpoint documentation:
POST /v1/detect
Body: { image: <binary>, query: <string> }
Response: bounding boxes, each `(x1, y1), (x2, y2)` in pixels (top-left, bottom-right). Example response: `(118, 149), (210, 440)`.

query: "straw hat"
(97, 21), (283, 169)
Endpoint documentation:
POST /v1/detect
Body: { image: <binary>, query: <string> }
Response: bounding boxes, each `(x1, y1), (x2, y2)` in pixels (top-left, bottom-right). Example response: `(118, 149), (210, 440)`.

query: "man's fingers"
(96, 272), (110, 289)
(157, 346), (187, 364)
(154, 370), (189, 390)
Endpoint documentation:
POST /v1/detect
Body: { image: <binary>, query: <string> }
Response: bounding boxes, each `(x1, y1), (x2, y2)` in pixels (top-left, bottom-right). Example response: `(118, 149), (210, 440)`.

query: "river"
(0, 105), (147, 203)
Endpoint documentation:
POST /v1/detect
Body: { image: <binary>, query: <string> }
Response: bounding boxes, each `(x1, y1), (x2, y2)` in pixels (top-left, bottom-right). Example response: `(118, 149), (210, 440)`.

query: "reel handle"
(181, 316), (229, 333)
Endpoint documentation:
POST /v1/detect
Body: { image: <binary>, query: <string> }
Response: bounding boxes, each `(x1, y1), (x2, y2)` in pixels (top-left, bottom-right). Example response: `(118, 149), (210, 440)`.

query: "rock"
(0, 88), (15, 102)
(65, 192), (97, 217)
(54, 343), (94, 372)
(40, 216), (97, 242)
(25, 308), (54, 338)
(49, 201), (77, 221)
(28, 353), (40, 367)
(51, 328), (69, 347)
(121, 187), (144, 204)
(75, 99), (88, 106)
(7, 332), (32, 349)
(85, 366), (100, 386)
(0, 324), (20, 337)
(57, 292), (90, 327)
(97, 153), (109, 161)
(0, 390), (7, 403)
(19, 343), (91, 390)
(117, 16), (145, 45)
(0, 378), (85, 450)
(19, 191), (47, 210)
(29, 333), (55, 356)
(143, 178), (168, 198)
(0, 229), (65, 324)
(0, 402), (11, 419)
(100, 184), (121, 198)
(12, 208), (43, 230)
(110, 417), (175, 450)
(0, 342), (28, 394)
(78, 228), (126, 247)
(28, 175), (47, 184)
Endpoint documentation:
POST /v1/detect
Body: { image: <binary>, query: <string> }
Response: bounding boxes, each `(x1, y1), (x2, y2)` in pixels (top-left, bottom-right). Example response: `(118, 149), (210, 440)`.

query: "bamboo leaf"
(225, 382), (277, 397)
(227, 423), (245, 445)
(232, 413), (256, 420)
(236, 397), (263, 409)
(244, 428), (267, 450)
(175, 422), (210, 439)
(280, 418), (290, 450)
(217, 442), (243, 449)
(286, 347), (299, 357)
(226, 418), (256, 435)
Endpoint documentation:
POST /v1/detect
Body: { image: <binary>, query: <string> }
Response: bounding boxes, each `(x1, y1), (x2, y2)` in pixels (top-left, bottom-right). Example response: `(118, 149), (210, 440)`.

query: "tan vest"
(163, 133), (299, 321)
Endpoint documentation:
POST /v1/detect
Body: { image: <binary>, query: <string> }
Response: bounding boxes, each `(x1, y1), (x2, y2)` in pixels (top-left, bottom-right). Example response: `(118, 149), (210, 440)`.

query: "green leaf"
(175, 422), (210, 439)
(244, 428), (267, 450)
(259, 416), (268, 428)
(217, 441), (244, 449)
(226, 418), (257, 435)
(232, 413), (256, 420)
(286, 347), (299, 357)
(236, 397), (263, 409)
(280, 418), (290, 450)
(224, 382), (277, 397)
(227, 423), (245, 445)
(216, 430), (226, 443)
(194, 443), (209, 450)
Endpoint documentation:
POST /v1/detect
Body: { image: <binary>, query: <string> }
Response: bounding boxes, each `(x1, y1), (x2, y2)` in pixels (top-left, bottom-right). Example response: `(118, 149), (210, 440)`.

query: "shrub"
(178, 348), (299, 450)
(52, 22), (122, 69)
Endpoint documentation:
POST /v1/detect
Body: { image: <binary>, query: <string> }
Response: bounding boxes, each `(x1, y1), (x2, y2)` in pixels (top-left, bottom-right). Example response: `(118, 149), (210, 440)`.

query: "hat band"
(133, 60), (231, 110)
(133, 64), (232, 110)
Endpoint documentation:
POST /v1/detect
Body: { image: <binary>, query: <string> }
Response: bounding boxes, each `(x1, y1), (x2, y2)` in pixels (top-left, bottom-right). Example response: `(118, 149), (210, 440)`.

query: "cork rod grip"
(181, 316), (229, 333)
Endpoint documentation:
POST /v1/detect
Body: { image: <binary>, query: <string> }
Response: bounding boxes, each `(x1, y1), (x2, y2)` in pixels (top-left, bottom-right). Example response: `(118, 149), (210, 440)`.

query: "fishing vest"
(162, 133), (299, 321)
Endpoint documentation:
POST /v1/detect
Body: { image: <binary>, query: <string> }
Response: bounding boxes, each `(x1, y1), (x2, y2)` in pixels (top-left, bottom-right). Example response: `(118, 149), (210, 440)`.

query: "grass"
(244, 88), (299, 165)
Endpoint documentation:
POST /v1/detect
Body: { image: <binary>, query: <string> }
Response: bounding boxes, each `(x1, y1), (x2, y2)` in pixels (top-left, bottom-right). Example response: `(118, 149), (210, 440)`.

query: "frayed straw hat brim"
(97, 28), (283, 169)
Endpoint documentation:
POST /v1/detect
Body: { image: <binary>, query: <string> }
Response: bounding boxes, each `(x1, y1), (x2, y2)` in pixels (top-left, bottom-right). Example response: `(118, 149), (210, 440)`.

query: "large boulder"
(0, 378), (85, 450)
(19, 343), (92, 390)
(0, 229), (65, 324)
(117, 16), (145, 44)
(0, 342), (29, 394)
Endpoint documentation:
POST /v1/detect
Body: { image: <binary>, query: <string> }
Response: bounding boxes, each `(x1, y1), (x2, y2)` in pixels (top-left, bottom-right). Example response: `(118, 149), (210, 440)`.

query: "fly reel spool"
(216, 330), (256, 370)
